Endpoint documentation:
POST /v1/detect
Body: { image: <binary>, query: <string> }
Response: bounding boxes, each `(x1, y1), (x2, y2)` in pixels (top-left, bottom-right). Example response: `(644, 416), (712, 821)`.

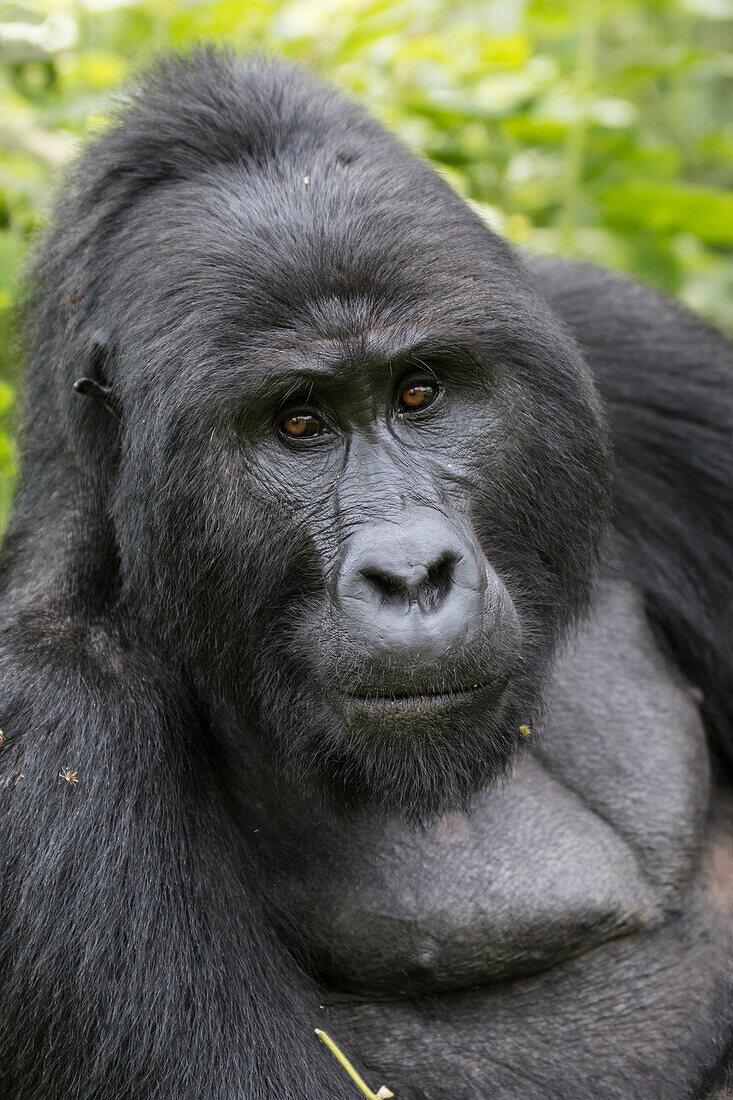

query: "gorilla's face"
(113, 169), (611, 820)
(235, 338), (526, 814)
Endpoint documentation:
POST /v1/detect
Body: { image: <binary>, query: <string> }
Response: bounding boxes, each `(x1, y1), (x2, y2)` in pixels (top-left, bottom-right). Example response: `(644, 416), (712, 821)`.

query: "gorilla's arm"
(0, 560), (352, 1098)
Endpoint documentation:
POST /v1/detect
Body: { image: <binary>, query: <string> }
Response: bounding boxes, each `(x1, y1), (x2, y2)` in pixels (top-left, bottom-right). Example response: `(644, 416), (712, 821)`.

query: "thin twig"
(315, 1029), (394, 1099)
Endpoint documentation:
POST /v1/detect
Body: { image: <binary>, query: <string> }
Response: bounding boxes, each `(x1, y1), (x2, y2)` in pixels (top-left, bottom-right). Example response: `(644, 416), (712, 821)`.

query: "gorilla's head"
(29, 49), (611, 820)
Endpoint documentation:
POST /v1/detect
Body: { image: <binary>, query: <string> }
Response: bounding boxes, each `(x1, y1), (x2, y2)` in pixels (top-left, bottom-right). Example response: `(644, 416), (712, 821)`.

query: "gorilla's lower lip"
(336, 683), (489, 714)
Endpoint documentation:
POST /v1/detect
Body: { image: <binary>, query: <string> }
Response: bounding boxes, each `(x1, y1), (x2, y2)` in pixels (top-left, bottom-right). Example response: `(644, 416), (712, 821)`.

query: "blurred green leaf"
(601, 182), (733, 245)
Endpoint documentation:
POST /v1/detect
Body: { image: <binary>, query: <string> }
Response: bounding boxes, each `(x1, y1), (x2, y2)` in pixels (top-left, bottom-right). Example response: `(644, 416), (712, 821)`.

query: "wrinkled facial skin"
(235, 347), (526, 817)
(112, 177), (612, 822)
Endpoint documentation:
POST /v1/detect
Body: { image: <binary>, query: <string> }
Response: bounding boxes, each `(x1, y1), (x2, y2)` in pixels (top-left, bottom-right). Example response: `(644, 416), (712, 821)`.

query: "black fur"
(529, 259), (733, 766)
(0, 46), (730, 1099)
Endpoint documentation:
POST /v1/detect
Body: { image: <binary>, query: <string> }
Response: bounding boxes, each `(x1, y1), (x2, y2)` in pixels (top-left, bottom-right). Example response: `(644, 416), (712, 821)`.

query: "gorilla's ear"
(72, 333), (121, 425)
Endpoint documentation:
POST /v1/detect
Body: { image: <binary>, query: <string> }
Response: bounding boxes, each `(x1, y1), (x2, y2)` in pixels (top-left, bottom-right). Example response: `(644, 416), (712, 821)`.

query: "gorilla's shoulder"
(527, 252), (733, 772)
(526, 252), (731, 356)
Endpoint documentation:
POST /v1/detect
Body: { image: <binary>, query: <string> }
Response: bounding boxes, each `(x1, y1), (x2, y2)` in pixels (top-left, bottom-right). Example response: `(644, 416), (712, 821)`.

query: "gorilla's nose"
(361, 552), (455, 609)
(334, 517), (486, 665)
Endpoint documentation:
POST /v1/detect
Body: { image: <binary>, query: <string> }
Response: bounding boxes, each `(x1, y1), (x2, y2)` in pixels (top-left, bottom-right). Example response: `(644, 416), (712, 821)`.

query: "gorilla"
(0, 45), (731, 1100)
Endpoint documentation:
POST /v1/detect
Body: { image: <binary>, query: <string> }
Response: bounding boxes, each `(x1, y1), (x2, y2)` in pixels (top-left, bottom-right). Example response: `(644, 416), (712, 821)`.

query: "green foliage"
(0, 0), (731, 528)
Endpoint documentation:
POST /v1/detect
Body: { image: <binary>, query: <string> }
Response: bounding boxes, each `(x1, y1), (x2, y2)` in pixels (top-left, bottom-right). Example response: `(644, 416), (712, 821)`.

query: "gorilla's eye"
(280, 411), (327, 439)
(398, 378), (441, 414)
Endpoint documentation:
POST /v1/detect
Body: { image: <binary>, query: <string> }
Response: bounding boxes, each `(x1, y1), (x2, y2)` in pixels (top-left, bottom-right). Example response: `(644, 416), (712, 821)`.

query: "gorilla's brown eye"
(280, 412), (326, 438)
(398, 379), (440, 414)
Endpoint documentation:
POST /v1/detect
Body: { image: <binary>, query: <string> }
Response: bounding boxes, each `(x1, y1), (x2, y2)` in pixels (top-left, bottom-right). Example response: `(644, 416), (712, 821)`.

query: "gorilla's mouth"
(337, 682), (491, 715)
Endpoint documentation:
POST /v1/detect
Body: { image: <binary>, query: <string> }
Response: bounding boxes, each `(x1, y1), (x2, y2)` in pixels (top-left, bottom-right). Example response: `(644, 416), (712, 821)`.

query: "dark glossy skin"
(0, 49), (731, 1100)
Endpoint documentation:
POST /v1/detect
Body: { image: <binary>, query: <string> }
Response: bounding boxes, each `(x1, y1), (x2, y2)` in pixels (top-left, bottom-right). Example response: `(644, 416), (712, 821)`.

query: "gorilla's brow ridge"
(240, 335), (482, 406)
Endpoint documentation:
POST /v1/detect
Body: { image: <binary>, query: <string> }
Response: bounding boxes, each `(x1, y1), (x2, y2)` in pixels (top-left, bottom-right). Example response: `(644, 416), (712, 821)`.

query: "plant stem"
(315, 1029), (393, 1099)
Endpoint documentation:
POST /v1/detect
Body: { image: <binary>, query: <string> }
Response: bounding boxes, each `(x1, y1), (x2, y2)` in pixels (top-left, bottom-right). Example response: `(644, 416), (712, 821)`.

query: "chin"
(270, 674), (524, 824)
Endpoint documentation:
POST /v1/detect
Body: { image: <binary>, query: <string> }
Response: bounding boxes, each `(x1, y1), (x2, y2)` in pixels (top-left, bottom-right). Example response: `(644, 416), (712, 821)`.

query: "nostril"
(358, 551), (459, 612)
(360, 567), (409, 607)
(422, 552), (456, 611)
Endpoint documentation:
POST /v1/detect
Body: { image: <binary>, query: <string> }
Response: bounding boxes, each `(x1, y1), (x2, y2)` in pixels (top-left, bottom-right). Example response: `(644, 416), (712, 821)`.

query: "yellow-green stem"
(315, 1029), (393, 1099)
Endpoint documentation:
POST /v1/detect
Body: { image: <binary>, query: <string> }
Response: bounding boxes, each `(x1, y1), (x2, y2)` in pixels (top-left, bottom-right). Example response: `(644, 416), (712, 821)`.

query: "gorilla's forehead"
(119, 162), (529, 336)
(114, 177), (560, 406)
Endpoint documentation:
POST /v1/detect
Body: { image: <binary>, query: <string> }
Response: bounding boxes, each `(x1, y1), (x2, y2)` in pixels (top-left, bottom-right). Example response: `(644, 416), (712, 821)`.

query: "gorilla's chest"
(253, 580), (709, 994)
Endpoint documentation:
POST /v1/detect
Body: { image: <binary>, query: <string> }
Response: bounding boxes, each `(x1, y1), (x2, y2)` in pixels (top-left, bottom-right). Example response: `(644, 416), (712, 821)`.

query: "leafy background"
(0, 0), (731, 530)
